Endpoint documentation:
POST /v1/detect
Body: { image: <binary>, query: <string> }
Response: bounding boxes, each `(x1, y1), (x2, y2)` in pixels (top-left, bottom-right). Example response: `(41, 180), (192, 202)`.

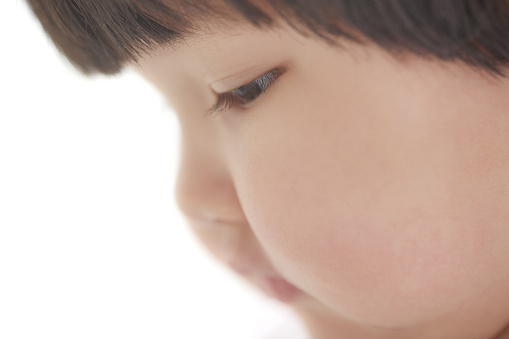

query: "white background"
(0, 1), (307, 338)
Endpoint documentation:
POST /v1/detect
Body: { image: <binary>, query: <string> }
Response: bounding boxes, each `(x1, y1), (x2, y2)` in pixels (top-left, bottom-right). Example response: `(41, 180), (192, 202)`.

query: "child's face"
(137, 20), (509, 338)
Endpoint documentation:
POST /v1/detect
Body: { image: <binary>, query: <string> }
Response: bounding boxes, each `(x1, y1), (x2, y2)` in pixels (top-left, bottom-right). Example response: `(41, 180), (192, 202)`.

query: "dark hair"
(27, 0), (509, 76)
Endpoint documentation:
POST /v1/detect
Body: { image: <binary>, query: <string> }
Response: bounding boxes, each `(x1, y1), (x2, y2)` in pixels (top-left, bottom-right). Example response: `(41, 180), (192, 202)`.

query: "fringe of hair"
(27, 0), (509, 76)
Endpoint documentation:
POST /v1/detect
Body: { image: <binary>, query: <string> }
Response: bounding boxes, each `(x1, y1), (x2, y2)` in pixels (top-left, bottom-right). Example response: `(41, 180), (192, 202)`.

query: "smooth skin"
(135, 16), (509, 339)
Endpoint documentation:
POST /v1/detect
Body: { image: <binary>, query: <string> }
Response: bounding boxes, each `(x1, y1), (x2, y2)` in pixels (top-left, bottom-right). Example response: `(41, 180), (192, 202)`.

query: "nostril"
(174, 187), (246, 227)
(188, 216), (227, 229)
(199, 211), (224, 223)
(189, 216), (241, 229)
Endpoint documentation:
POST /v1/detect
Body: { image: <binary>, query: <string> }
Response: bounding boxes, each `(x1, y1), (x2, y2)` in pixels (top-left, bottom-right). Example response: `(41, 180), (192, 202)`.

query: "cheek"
(229, 65), (509, 326)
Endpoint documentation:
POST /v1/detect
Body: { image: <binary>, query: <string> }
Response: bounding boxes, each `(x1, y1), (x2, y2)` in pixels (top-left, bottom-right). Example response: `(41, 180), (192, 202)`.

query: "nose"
(175, 148), (272, 270)
(174, 124), (246, 226)
(172, 118), (276, 277)
(175, 155), (245, 223)
(173, 128), (263, 267)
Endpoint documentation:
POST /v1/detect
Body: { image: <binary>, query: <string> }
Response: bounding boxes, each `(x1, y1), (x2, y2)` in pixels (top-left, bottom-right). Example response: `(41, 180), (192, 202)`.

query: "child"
(27, 1), (509, 338)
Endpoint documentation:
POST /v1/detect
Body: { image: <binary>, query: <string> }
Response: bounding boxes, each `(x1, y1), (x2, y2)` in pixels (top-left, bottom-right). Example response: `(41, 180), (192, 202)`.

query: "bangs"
(27, 0), (509, 76)
(26, 0), (226, 74)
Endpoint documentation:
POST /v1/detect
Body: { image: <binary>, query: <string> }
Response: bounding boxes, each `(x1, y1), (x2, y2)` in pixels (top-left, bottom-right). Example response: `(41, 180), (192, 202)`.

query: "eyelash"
(206, 67), (284, 117)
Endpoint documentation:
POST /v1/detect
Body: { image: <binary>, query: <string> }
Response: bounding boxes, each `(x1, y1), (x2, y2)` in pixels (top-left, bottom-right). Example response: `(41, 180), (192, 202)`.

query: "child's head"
(29, 1), (509, 338)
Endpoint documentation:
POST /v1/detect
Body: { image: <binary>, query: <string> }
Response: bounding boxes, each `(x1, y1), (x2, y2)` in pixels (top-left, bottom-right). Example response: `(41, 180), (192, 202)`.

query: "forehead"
(137, 18), (305, 83)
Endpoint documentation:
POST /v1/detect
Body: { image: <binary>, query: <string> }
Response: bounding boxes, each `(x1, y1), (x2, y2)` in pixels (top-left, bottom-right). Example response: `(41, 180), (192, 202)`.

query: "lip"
(257, 276), (300, 303)
(229, 263), (300, 303)
(187, 218), (301, 303)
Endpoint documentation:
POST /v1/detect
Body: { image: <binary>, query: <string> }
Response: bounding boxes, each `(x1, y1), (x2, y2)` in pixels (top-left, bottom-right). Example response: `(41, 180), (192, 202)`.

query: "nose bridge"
(174, 122), (244, 223)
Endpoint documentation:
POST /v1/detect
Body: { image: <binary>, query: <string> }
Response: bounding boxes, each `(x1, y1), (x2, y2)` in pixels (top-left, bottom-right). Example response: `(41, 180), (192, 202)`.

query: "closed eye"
(206, 67), (285, 117)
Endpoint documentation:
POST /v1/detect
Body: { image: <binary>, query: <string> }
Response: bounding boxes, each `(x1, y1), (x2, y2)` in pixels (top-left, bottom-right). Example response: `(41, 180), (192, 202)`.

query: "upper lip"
(188, 218), (284, 279)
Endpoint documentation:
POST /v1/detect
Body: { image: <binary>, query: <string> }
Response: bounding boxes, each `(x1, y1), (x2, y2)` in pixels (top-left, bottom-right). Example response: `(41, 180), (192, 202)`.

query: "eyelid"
(209, 65), (283, 94)
(216, 68), (285, 100)
(206, 67), (284, 116)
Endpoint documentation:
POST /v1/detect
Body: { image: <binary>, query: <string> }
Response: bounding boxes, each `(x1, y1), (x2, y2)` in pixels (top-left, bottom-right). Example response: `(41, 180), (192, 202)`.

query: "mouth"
(229, 264), (300, 303)
(257, 275), (301, 303)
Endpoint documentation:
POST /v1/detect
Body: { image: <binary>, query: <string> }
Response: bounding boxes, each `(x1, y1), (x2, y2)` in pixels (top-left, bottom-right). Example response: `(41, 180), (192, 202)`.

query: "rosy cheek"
(226, 47), (509, 328)
(234, 114), (509, 328)
(242, 172), (503, 325)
